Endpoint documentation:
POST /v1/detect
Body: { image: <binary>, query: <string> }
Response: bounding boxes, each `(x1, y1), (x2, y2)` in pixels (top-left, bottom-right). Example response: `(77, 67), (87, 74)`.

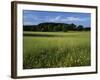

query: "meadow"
(23, 31), (91, 69)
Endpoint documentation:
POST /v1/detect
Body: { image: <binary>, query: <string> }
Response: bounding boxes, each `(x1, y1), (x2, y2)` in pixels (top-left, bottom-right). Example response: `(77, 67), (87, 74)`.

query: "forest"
(23, 22), (90, 32)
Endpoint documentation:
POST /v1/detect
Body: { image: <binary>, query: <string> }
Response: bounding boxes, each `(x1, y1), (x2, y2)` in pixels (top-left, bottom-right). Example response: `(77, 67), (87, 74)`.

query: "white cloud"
(49, 16), (61, 22)
(47, 16), (89, 23)
(67, 17), (81, 21)
(61, 17), (89, 22)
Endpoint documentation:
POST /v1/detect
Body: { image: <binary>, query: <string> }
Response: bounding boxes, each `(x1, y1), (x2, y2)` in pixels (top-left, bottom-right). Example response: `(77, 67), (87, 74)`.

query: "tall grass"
(23, 31), (91, 69)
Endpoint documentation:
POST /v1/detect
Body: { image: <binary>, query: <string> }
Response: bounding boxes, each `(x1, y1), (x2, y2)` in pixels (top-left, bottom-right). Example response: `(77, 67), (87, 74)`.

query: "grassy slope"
(23, 31), (91, 69)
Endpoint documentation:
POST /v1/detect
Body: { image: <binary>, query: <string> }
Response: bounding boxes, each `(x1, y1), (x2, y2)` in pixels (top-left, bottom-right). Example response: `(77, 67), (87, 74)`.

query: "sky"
(23, 10), (91, 27)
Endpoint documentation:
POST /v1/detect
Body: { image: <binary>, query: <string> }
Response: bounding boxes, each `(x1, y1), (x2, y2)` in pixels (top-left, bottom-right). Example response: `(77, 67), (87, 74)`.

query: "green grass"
(23, 31), (91, 69)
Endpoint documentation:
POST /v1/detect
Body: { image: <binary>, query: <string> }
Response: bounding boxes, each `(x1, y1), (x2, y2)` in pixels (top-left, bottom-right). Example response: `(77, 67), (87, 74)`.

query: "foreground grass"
(23, 31), (91, 69)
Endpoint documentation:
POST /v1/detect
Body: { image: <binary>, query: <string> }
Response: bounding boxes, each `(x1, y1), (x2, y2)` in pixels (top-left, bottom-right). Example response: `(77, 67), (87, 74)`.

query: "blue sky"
(23, 10), (91, 27)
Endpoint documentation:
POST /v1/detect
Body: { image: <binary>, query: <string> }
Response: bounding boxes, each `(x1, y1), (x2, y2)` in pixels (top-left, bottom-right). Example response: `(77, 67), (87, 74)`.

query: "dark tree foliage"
(23, 22), (90, 32)
(77, 25), (84, 31)
(83, 27), (91, 31)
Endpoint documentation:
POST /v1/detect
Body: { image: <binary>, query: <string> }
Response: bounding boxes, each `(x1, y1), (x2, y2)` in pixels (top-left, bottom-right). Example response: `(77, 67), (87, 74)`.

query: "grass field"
(23, 31), (91, 69)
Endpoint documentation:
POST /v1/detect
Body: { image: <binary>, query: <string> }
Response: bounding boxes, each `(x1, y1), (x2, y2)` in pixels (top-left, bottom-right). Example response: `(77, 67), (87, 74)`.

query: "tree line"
(23, 22), (90, 32)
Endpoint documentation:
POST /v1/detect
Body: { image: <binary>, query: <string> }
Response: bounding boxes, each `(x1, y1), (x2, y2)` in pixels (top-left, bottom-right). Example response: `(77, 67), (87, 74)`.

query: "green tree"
(77, 25), (84, 31)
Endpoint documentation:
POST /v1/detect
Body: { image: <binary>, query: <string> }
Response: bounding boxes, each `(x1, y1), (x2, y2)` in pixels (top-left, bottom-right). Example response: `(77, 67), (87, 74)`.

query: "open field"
(23, 31), (91, 69)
